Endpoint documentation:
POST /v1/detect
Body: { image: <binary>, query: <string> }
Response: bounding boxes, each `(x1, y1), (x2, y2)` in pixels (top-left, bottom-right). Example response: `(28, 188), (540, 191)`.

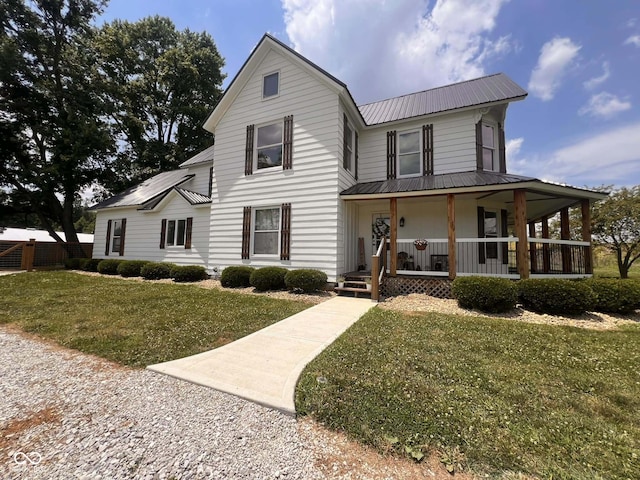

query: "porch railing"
(388, 237), (590, 278)
(371, 235), (386, 301)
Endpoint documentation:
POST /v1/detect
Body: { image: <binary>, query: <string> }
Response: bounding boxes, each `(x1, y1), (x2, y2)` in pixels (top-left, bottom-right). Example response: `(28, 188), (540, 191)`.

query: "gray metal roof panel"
(89, 170), (194, 210)
(358, 73), (527, 125)
(341, 171), (536, 196)
(174, 187), (211, 205)
(179, 145), (215, 168)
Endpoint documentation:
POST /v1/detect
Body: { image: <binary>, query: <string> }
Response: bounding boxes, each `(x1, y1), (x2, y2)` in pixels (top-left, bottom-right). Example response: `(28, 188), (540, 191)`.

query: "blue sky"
(99, 0), (640, 188)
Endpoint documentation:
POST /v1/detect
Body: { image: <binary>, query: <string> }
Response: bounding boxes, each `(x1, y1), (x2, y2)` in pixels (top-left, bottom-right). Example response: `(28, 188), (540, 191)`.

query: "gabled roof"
(179, 145), (215, 168)
(138, 186), (211, 211)
(203, 33), (364, 132)
(89, 170), (193, 210)
(358, 73), (528, 125)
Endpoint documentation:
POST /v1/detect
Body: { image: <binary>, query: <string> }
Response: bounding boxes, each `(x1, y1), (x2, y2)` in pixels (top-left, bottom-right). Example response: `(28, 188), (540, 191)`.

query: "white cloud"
(505, 137), (528, 172)
(624, 35), (640, 47)
(517, 123), (640, 186)
(528, 37), (581, 101)
(583, 61), (610, 90)
(282, 0), (512, 103)
(578, 92), (631, 118)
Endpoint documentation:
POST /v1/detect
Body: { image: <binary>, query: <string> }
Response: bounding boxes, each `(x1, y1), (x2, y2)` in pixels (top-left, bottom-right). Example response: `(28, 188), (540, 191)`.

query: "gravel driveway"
(0, 327), (324, 480)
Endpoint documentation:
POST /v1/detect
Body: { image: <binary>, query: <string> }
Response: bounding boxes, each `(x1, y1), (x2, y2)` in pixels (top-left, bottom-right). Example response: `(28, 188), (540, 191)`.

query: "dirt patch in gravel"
(379, 293), (640, 330)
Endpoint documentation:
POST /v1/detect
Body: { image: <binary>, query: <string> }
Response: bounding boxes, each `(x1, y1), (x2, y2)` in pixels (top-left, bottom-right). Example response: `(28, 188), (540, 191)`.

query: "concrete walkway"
(148, 296), (375, 415)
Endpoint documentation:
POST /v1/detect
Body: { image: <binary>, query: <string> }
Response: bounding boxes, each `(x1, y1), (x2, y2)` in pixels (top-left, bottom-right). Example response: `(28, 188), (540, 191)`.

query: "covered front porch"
(340, 171), (608, 301)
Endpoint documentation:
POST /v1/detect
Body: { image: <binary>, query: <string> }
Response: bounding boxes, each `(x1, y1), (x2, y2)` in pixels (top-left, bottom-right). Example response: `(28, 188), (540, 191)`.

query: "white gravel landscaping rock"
(0, 327), (324, 480)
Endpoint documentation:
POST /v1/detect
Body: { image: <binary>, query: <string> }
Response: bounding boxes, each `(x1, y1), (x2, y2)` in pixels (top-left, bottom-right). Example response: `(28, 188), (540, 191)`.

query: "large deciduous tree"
(592, 185), (640, 278)
(0, 0), (112, 244)
(94, 16), (225, 192)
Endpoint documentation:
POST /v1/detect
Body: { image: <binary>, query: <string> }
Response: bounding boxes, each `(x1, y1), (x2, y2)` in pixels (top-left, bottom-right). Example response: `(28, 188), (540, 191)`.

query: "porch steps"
(334, 277), (372, 298)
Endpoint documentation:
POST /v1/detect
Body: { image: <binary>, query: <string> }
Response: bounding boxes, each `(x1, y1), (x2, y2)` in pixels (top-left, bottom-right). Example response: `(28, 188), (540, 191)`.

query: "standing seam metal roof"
(178, 145), (215, 168)
(358, 73), (528, 126)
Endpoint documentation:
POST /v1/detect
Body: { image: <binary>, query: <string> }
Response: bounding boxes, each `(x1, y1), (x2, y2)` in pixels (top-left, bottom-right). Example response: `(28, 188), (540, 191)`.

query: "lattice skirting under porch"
(381, 276), (453, 299)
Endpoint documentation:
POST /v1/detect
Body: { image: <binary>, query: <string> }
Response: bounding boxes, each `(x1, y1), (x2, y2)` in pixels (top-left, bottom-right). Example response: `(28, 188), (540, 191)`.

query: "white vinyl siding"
(209, 48), (343, 280)
(358, 110), (479, 182)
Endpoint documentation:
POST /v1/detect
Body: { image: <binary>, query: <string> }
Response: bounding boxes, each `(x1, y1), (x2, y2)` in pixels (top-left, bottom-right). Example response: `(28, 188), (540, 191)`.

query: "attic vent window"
(263, 72), (279, 98)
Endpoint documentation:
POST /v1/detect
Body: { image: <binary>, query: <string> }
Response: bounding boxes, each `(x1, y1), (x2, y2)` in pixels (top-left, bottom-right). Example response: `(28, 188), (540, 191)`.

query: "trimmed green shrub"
(82, 258), (102, 272)
(586, 278), (640, 314)
(451, 276), (518, 313)
(171, 265), (208, 283)
(64, 258), (82, 270)
(78, 258), (89, 270)
(220, 266), (255, 288)
(140, 262), (173, 280)
(518, 278), (595, 315)
(285, 269), (328, 293)
(250, 266), (289, 291)
(97, 259), (123, 275)
(117, 260), (149, 278)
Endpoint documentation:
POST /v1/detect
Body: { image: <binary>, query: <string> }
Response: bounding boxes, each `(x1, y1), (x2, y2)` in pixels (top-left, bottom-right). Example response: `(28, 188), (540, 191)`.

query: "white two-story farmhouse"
(91, 33), (607, 299)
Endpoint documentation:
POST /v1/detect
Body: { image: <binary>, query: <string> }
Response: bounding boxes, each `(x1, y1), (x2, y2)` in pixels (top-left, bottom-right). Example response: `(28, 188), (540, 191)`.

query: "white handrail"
(527, 238), (590, 246)
(376, 238), (385, 256)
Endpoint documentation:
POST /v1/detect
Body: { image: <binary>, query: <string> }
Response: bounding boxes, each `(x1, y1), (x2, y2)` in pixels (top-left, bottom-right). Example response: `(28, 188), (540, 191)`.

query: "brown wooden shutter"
(118, 218), (126, 256)
(423, 124), (434, 175)
(105, 220), (112, 256)
(280, 203), (291, 261)
(160, 219), (167, 249)
(241, 206), (251, 259)
(354, 131), (359, 181)
(475, 120), (483, 170)
(185, 217), (193, 249)
(343, 114), (349, 169)
(283, 115), (293, 170)
(208, 166), (213, 197)
(386, 130), (396, 179)
(245, 125), (254, 175)
(501, 209), (508, 264)
(498, 123), (506, 173)
(477, 206), (486, 264)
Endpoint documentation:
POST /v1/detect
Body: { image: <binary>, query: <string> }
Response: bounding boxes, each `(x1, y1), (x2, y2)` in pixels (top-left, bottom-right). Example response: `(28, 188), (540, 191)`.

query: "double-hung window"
(253, 207), (280, 255)
(256, 123), (283, 170)
(166, 219), (187, 247)
(397, 131), (421, 177)
(484, 210), (498, 259)
(482, 124), (497, 171)
(344, 122), (353, 171)
(263, 72), (279, 98)
(111, 220), (123, 253)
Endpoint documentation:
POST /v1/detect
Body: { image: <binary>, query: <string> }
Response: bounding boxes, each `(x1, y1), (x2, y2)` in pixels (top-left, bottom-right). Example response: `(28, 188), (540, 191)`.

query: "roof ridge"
(358, 73), (506, 108)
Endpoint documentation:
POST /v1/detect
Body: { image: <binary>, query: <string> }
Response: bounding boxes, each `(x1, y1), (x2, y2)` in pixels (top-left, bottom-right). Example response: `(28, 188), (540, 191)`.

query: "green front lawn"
(296, 308), (640, 479)
(0, 271), (311, 367)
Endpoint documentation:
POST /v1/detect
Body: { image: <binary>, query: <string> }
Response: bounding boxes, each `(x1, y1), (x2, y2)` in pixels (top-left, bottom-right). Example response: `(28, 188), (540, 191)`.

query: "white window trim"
(482, 122), (499, 172)
(251, 205), (281, 258)
(166, 218), (187, 248)
(111, 219), (122, 253)
(396, 129), (422, 178)
(254, 120), (284, 172)
(262, 71), (280, 100)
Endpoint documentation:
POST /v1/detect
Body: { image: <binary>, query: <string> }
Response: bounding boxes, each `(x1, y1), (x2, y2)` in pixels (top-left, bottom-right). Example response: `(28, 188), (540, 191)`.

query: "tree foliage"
(0, 0), (112, 243)
(592, 185), (640, 278)
(93, 16), (225, 192)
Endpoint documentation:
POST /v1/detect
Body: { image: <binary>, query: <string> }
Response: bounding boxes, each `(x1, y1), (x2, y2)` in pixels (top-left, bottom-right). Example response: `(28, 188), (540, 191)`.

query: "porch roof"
(340, 171), (608, 220)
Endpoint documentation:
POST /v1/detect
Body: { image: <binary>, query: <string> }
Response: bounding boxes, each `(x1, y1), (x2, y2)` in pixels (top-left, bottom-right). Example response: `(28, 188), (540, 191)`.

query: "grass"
(296, 308), (640, 479)
(0, 271), (311, 367)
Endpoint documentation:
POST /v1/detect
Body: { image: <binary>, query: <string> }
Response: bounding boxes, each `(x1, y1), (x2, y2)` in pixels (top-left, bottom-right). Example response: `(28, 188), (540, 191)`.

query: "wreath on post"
(372, 218), (390, 238)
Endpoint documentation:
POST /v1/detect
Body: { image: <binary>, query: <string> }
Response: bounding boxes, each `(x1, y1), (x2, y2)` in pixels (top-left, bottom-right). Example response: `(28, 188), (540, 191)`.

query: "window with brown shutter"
(283, 115), (293, 170)
(280, 203), (291, 261)
(241, 207), (251, 259)
(105, 220), (112, 256)
(501, 209), (508, 264)
(423, 124), (434, 175)
(475, 121), (483, 170)
(160, 219), (167, 249)
(208, 166), (213, 197)
(185, 217), (193, 249)
(386, 130), (397, 179)
(477, 206), (486, 264)
(354, 131), (359, 181)
(498, 123), (506, 173)
(118, 219), (126, 256)
(245, 125), (254, 175)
